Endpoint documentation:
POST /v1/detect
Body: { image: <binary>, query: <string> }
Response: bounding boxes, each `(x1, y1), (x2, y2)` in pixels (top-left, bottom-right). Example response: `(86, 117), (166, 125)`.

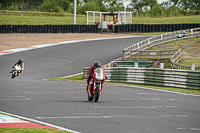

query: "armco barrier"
(83, 67), (200, 90)
(114, 23), (200, 33)
(0, 25), (98, 33)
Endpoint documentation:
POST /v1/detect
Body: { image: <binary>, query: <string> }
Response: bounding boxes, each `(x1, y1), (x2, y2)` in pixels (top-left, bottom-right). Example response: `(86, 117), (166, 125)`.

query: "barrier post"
(134, 62), (138, 68)
(191, 64), (195, 71)
(160, 63), (164, 69)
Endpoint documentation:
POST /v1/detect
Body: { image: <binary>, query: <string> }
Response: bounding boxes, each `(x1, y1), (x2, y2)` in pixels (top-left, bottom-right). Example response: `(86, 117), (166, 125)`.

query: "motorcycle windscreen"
(95, 68), (104, 80)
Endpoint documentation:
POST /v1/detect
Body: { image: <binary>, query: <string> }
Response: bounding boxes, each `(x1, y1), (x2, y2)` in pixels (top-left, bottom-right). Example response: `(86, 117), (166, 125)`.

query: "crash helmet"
(18, 58), (23, 64)
(94, 61), (101, 69)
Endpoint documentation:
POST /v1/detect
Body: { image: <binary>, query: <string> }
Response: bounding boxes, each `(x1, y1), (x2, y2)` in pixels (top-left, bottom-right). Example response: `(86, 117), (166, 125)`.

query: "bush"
(40, 0), (63, 13)
(195, 10), (200, 15)
(180, 9), (187, 16)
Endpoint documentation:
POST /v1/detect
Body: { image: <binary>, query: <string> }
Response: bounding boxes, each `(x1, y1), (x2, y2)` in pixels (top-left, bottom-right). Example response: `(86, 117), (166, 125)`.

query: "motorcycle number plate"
(95, 68), (103, 80)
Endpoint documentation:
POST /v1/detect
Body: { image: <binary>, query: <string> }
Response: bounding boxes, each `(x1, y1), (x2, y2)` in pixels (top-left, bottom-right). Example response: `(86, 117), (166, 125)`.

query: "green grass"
(0, 15), (86, 25)
(48, 74), (83, 81)
(147, 36), (200, 66)
(132, 15), (200, 24)
(0, 128), (70, 133)
(47, 74), (200, 95)
(182, 58), (200, 66)
(0, 14), (200, 25)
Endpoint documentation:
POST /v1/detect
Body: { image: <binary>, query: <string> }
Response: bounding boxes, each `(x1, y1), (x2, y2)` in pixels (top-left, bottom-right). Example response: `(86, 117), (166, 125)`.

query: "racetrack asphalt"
(0, 35), (200, 133)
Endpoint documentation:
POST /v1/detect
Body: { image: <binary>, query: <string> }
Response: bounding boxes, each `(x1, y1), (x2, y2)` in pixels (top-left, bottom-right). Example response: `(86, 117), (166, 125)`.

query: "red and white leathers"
(87, 64), (95, 84)
(88, 66), (106, 97)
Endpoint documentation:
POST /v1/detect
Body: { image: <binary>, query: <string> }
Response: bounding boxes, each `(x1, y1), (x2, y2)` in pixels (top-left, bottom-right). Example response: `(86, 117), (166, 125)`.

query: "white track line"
(0, 111), (81, 133)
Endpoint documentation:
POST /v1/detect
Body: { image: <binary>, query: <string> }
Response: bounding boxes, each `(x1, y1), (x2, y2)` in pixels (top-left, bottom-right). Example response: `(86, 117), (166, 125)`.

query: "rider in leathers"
(10, 58), (24, 76)
(86, 61), (106, 90)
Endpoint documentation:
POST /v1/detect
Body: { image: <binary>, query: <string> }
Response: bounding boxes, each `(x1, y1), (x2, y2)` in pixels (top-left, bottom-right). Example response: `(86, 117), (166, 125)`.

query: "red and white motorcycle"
(87, 67), (106, 102)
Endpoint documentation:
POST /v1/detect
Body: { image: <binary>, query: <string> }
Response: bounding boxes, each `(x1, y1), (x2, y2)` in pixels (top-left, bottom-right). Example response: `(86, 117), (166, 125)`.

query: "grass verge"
(148, 36), (200, 66)
(0, 15), (200, 25)
(47, 74), (200, 95)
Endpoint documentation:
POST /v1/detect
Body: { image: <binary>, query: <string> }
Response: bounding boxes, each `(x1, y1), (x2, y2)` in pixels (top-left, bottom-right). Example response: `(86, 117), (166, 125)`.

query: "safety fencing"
(114, 23), (200, 33)
(123, 28), (200, 60)
(0, 25), (99, 33)
(83, 67), (200, 90)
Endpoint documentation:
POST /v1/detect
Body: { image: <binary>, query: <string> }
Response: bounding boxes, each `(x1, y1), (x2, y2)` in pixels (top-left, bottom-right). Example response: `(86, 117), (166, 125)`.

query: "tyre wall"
(0, 25), (99, 33)
(115, 23), (200, 33)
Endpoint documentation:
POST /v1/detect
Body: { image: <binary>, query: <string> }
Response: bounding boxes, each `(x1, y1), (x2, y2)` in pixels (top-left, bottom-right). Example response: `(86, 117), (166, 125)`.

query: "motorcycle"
(87, 67), (106, 102)
(11, 65), (22, 79)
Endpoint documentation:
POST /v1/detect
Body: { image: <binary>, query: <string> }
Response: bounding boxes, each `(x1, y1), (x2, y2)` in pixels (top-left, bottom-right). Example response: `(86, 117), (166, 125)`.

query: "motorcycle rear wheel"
(94, 86), (100, 102)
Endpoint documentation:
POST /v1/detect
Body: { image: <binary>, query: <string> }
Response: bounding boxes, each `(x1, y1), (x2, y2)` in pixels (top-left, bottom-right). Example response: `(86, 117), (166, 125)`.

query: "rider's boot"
(89, 80), (94, 97)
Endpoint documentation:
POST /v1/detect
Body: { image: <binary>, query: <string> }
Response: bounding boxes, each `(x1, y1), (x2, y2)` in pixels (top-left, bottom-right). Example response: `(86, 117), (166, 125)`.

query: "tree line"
(0, 0), (199, 17)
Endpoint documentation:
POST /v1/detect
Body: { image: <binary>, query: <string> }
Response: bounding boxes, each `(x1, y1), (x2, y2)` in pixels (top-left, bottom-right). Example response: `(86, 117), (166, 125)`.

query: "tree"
(104, 0), (124, 12)
(127, 0), (145, 14)
(170, 0), (180, 6)
(40, 0), (63, 12)
(150, 3), (164, 17)
(59, 0), (72, 11)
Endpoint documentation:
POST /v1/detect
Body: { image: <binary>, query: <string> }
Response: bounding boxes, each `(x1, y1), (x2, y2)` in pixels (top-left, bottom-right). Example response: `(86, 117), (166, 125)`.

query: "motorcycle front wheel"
(94, 86), (100, 102)
(11, 71), (16, 79)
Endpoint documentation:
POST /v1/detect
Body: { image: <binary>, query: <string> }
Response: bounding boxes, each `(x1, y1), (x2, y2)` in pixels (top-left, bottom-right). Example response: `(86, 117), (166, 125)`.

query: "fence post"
(134, 62), (138, 68)
(123, 50), (126, 61)
(191, 64), (195, 71)
(160, 63), (164, 69)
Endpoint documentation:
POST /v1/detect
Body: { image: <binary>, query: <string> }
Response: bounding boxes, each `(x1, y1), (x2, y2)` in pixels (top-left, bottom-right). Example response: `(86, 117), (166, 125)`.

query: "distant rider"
(10, 58), (24, 76)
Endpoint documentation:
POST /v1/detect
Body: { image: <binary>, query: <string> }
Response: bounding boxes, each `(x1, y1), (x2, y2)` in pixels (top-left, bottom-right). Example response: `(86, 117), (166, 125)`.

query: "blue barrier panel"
(68, 25), (72, 33)
(186, 23), (189, 29)
(172, 24), (175, 31)
(131, 24), (134, 32)
(169, 24), (172, 32)
(179, 24), (182, 30)
(148, 24), (151, 32)
(31, 25), (34, 33)
(189, 23), (193, 29)
(115, 25), (119, 33)
(145, 24), (148, 32)
(19, 25), (23, 33)
(41, 25), (44, 33)
(162, 24), (165, 32)
(0, 25), (2, 34)
(10, 25), (14, 33)
(177, 24), (180, 31)
(38, 25), (41, 33)
(135, 24), (138, 32)
(152, 24), (155, 32)
(61, 25), (64, 33)
(141, 24), (145, 32)
(138, 24), (141, 32)
(158, 24), (161, 32)
(27, 25), (30, 33)
(6, 25), (10, 33)
(65, 25), (68, 33)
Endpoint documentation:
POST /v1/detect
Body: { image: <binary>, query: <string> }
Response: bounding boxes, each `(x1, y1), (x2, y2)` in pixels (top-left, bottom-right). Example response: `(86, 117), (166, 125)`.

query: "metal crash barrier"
(83, 67), (200, 90)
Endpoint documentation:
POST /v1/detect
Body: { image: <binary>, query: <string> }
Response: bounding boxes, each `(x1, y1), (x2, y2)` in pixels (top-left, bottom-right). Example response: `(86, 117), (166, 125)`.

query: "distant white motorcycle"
(11, 65), (22, 79)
